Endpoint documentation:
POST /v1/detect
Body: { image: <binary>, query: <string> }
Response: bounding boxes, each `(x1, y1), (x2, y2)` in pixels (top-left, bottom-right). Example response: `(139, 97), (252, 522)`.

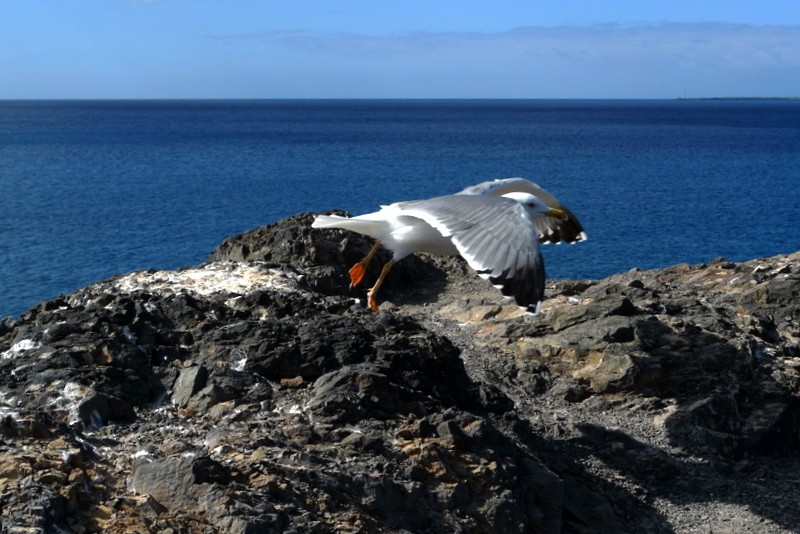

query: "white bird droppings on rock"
(110, 262), (305, 300)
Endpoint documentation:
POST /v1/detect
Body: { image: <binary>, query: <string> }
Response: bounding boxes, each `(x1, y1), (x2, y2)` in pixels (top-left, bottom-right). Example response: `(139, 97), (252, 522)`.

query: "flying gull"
(311, 178), (586, 314)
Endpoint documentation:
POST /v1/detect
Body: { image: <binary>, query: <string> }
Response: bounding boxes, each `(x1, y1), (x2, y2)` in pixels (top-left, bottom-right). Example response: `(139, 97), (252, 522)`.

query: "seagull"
(311, 178), (586, 314)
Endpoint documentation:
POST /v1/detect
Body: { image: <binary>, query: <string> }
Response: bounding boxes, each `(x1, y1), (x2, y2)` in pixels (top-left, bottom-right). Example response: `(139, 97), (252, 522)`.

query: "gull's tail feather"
(312, 214), (387, 240)
(311, 214), (351, 229)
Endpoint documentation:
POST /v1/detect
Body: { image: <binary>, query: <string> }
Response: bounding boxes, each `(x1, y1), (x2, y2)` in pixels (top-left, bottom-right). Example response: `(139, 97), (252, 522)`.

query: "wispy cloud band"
(220, 23), (800, 70)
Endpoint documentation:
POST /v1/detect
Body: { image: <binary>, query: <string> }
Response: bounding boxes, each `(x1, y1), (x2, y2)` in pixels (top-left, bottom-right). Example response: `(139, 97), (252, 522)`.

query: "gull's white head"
(502, 192), (568, 221)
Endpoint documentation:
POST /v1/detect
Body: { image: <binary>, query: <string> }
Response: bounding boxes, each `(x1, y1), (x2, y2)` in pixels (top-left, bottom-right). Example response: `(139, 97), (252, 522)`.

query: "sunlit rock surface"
(1, 213), (798, 533)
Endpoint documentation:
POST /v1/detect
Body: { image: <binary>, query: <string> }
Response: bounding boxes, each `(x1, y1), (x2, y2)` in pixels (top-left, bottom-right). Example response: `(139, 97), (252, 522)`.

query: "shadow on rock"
(491, 255), (800, 531)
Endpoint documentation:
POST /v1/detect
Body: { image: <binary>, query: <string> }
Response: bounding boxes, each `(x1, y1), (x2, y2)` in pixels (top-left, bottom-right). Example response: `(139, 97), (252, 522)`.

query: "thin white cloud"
(224, 23), (800, 71)
(202, 22), (800, 97)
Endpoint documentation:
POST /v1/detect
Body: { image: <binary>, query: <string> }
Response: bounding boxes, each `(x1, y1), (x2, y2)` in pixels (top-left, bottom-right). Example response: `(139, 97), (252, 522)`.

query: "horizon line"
(2, 96), (799, 102)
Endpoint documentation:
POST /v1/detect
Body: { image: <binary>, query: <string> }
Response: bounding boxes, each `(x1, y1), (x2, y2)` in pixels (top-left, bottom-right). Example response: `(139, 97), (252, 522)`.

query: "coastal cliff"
(1, 213), (798, 533)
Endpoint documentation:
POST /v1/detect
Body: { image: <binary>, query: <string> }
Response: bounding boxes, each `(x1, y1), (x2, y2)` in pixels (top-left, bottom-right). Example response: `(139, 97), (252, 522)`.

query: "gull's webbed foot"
(349, 261), (368, 289)
(349, 241), (382, 289)
(365, 259), (395, 312)
(367, 290), (380, 312)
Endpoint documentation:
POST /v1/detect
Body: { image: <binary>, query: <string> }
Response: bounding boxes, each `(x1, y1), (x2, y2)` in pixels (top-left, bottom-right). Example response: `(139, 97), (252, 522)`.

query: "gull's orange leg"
(367, 260), (395, 312)
(349, 241), (382, 289)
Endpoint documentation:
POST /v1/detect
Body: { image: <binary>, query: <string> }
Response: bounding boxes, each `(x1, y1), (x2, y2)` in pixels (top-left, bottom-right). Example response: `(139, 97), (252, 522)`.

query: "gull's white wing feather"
(394, 194), (545, 313)
(456, 177), (545, 197)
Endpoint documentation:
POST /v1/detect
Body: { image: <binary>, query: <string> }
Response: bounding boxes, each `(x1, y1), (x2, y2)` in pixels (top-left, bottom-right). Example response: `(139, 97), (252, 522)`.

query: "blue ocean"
(1, 99), (798, 318)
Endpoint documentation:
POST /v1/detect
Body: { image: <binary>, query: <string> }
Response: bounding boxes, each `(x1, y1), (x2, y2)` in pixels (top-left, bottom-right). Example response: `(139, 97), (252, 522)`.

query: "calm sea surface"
(1, 99), (798, 318)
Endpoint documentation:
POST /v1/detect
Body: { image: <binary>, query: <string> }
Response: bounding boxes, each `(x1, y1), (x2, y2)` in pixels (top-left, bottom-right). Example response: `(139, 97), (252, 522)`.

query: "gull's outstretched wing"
(457, 177), (587, 245)
(394, 194), (545, 313)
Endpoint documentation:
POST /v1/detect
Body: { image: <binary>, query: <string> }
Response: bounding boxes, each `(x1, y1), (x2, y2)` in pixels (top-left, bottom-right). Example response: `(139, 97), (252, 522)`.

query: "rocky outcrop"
(0, 213), (798, 533)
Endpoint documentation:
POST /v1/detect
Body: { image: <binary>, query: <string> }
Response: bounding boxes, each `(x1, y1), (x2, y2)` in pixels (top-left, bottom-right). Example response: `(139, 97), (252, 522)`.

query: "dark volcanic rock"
(207, 211), (462, 308)
(0, 213), (798, 533)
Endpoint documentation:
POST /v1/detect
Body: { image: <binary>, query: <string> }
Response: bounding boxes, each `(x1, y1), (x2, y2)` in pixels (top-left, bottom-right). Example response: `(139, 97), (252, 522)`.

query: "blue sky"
(2, 1), (799, 99)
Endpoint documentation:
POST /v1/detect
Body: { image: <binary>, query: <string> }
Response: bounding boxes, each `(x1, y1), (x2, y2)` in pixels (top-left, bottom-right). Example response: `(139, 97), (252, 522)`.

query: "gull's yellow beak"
(546, 208), (567, 220)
